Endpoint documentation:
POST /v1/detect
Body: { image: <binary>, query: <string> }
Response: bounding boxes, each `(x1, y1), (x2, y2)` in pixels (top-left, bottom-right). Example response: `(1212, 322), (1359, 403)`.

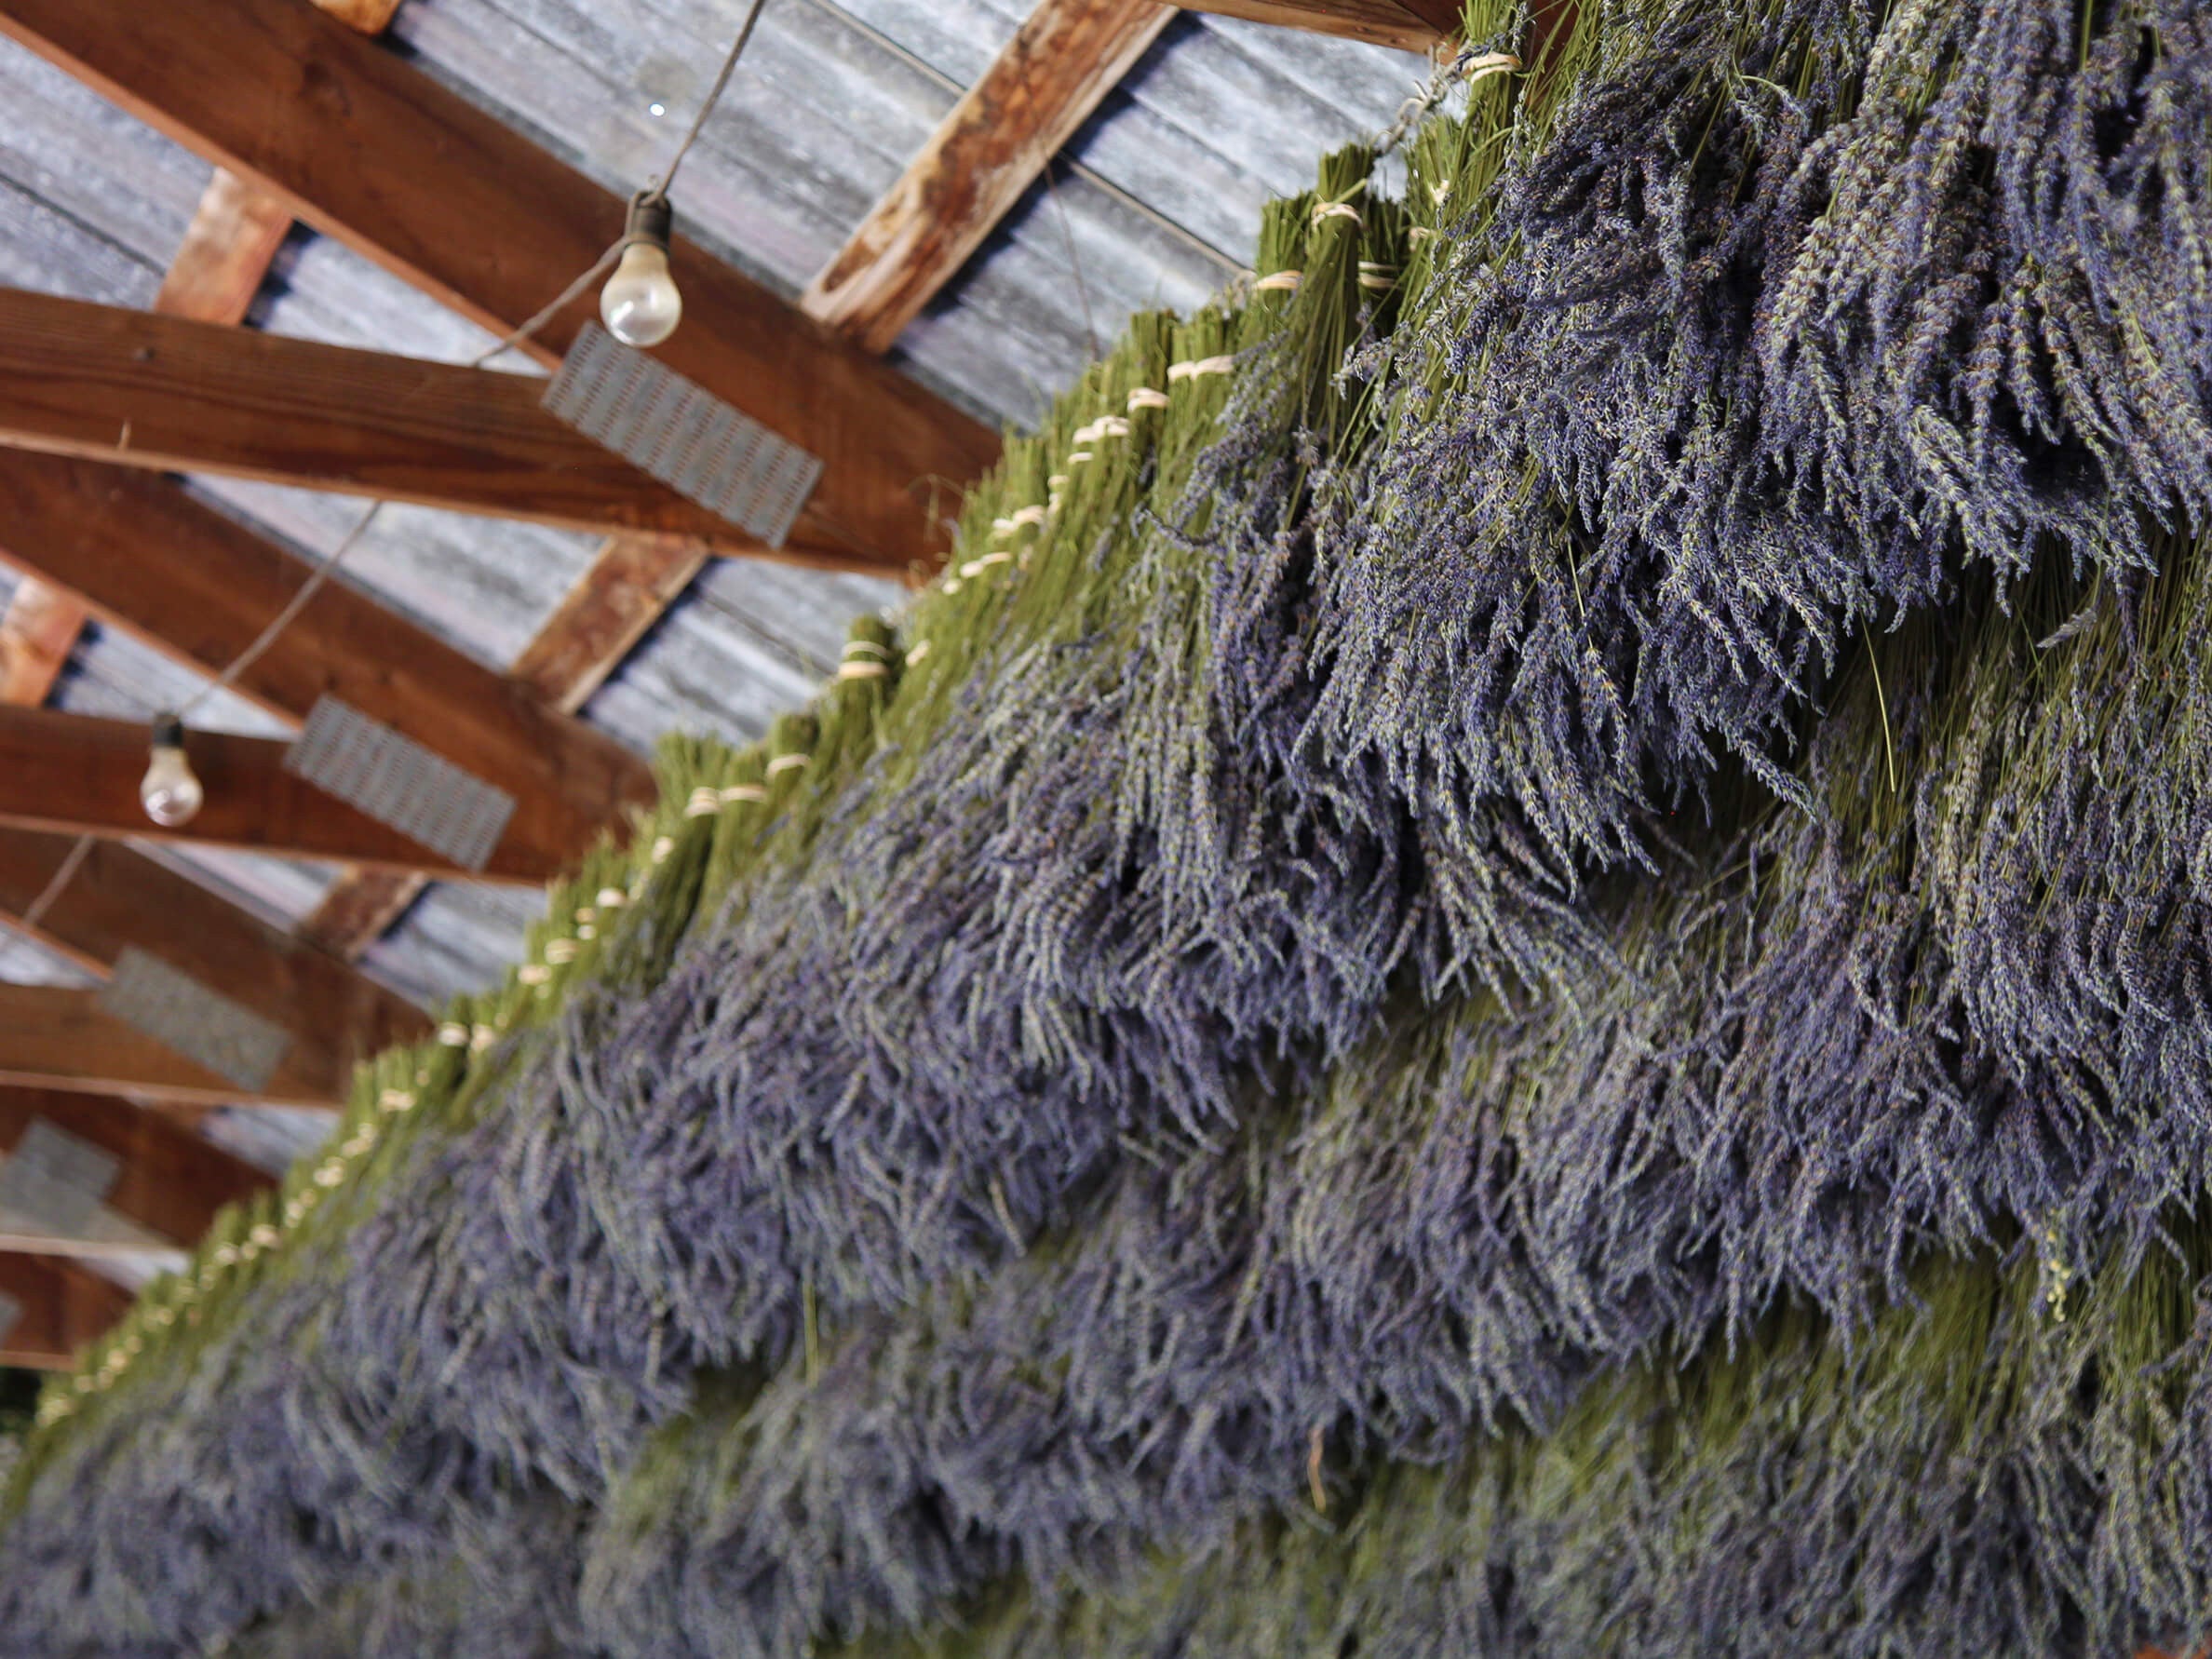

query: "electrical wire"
(646, 0), (772, 204)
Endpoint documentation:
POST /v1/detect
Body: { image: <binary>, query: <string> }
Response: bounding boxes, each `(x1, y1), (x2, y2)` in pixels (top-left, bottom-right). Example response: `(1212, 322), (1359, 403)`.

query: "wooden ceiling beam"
(1173, 0), (1459, 48)
(0, 984), (336, 1109)
(0, 452), (656, 861)
(803, 0), (1178, 353)
(0, 288), (879, 568)
(0, 1087), (273, 1250)
(0, 830), (424, 1100)
(0, 704), (564, 883)
(0, 0), (999, 572)
(0, 1253), (132, 1370)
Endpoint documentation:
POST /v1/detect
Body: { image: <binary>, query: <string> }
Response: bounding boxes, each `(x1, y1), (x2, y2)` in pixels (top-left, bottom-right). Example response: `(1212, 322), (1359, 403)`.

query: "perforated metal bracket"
(284, 696), (518, 874)
(544, 323), (824, 549)
(97, 948), (291, 1094)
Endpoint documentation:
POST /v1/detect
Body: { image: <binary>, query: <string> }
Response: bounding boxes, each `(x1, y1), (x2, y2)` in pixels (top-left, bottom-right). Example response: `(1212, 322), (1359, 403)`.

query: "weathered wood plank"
(0, 1087), (274, 1247)
(0, 579), (82, 706)
(0, 288), (866, 565)
(0, 703), (559, 883)
(0, 1252), (131, 1369)
(153, 168), (292, 327)
(0, 830), (425, 1100)
(295, 868), (424, 960)
(309, 0), (403, 34)
(513, 533), (712, 716)
(803, 0), (1179, 353)
(0, 452), (657, 863)
(1176, 0), (1457, 49)
(0, 0), (1000, 570)
(0, 984), (335, 1108)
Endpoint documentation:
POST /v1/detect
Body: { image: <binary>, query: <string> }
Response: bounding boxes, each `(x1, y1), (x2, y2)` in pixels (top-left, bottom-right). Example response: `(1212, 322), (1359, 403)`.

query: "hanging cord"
(1042, 157), (1101, 361)
(1, 7), (766, 973)
(642, 0), (772, 206)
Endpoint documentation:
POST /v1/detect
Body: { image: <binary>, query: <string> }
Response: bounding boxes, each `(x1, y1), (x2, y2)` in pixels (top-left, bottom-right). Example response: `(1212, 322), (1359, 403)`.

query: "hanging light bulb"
(140, 712), (204, 829)
(600, 192), (682, 347)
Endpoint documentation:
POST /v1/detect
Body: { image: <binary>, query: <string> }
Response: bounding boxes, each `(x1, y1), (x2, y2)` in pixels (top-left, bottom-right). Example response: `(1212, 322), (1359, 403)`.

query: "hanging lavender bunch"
(568, 523), (2212, 1659)
(829, 1207), (2212, 1659)
(1761, 0), (2212, 580)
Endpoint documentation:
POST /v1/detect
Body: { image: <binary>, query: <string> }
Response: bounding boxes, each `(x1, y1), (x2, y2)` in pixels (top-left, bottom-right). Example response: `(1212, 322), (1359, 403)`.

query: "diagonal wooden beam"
(0, 452), (657, 862)
(0, 581), (84, 707)
(308, 0), (401, 32)
(0, 1253), (132, 1369)
(0, 1088), (273, 1252)
(0, 984), (336, 1109)
(0, 831), (424, 1100)
(0, 0), (1000, 572)
(0, 705), (565, 883)
(803, 0), (1178, 353)
(1174, 0), (1459, 48)
(155, 169), (295, 325)
(0, 289), (871, 567)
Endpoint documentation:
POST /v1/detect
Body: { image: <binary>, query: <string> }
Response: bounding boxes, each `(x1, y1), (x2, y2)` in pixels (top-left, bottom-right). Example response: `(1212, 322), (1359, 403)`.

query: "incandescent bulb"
(141, 713), (204, 829)
(600, 194), (682, 346)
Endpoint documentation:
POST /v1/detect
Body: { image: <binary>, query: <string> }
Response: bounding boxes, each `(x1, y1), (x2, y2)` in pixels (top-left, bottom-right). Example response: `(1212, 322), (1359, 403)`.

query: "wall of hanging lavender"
(5, 0), (2209, 1652)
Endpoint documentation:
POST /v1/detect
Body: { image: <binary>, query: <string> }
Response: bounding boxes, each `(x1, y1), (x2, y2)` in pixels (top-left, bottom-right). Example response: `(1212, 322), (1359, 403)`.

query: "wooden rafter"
(0, 705), (571, 883)
(0, 289), (878, 567)
(0, 985), (335, 1109)
(0, 452), (657, 864)
(308, 0), (402, 32)
(803, 0), (1178, 353)
(1175, 0), (1460, 48)
(0, 0), (1000, 573)
(0, 1088), (273, 1252)
(0, 1253), (131, 1369)
(0, 830), (424, 1101)
(0, 582), (83, 708)
(154, 169), (294, 325)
